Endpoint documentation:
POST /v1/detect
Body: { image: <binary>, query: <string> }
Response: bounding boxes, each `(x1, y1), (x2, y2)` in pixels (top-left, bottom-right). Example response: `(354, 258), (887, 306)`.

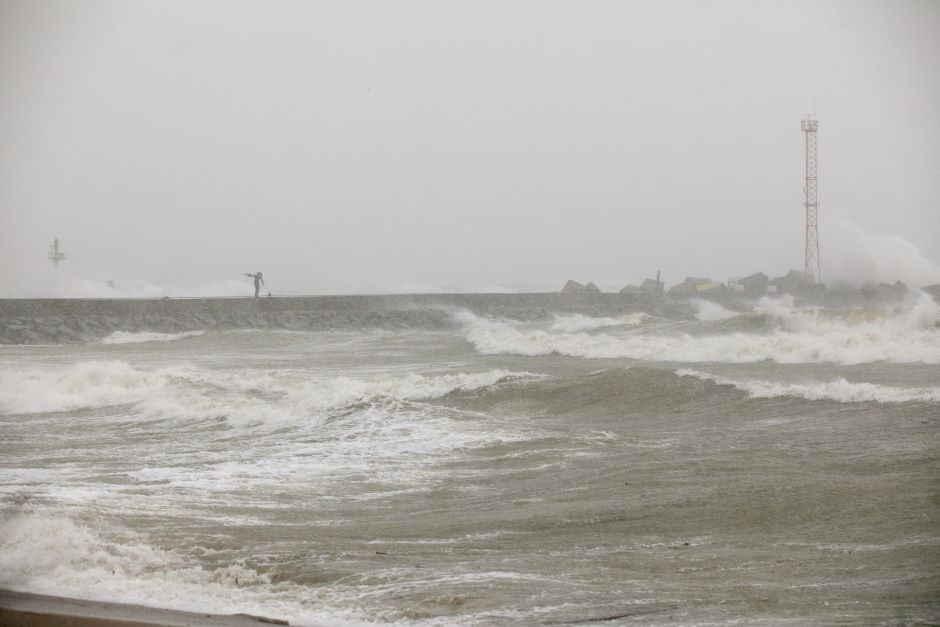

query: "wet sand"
(0, 590), (289, 626)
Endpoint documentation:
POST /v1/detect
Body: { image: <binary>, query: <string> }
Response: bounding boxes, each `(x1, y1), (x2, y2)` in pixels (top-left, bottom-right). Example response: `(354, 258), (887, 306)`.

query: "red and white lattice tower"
(801, 116), (820, 283)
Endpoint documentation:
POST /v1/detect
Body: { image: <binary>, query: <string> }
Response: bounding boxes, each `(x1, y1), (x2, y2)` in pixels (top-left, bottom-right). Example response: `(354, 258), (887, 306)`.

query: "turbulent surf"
(1, 292), (937, 625)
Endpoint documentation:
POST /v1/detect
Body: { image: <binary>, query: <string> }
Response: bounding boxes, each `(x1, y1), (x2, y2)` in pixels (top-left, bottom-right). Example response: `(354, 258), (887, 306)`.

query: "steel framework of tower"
(801, 116), (820, 283)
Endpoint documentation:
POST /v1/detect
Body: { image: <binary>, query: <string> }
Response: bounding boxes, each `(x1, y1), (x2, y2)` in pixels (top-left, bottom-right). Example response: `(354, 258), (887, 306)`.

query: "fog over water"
(1, 0), (939, 297)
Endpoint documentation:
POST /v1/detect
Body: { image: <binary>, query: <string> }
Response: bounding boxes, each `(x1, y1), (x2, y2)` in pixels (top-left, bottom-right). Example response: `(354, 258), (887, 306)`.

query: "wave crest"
(0, 511), (342, 624)
(0, 360), (541, 424)
(458, 295), (940, 365)
(549, 312), (646, 333)
(677, 370), (940, 404)
(101, 331), (206, 344)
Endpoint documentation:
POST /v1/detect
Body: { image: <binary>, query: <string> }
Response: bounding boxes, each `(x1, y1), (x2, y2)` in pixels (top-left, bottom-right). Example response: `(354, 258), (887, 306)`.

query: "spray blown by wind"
(823, 217), (940, 288)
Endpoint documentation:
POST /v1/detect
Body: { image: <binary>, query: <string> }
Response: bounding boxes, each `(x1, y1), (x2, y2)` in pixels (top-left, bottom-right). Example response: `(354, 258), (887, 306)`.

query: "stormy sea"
(1, 292), (938, 625)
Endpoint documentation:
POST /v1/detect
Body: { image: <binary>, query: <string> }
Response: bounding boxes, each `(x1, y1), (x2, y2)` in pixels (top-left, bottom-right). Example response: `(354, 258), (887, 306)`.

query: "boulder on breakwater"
(560, 280), (602, 294)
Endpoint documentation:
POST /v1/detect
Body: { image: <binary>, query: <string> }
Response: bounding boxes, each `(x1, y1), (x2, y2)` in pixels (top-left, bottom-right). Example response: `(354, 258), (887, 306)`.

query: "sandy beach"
(0, 590), (289, 627)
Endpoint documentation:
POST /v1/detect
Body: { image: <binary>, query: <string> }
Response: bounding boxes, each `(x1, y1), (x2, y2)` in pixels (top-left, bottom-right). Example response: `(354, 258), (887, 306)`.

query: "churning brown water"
(1, 295), (938, 625)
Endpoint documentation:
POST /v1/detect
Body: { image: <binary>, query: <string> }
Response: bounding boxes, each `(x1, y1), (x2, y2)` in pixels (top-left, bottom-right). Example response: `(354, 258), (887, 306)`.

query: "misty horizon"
(2, 0), (939, 298)
(2, 4), (939, 622)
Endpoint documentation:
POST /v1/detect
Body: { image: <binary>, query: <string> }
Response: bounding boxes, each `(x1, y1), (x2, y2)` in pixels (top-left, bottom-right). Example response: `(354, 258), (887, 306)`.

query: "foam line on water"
(549, 312), (646, 332)
(677, 369), (940, 404)
(0, 510), (374, 626)
(456, 294), (940, 364)
(0, 360), (544, 419)
(100, 330), (206, 344)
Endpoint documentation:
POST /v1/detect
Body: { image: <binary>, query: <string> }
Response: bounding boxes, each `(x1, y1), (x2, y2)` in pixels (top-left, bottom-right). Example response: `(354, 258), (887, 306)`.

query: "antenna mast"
(801, 116), (820, 283)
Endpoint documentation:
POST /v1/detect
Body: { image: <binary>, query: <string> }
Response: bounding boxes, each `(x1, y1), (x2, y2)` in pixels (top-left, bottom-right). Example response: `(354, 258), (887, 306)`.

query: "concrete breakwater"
(0, 293), (694, 344)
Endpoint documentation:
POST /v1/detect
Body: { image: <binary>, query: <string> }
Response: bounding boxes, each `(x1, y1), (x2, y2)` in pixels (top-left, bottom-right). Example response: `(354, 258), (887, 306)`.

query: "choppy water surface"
(1, 296), (938, 625)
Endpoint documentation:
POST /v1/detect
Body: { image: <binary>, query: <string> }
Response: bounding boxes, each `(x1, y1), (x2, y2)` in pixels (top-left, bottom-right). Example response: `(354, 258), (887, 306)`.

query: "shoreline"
(0, 589), (290, 627)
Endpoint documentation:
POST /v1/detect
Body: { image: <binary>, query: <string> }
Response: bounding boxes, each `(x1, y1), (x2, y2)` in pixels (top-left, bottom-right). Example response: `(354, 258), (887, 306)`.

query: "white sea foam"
(0, 360), (544, 501)
(690, 299), (737, 321)
(0, 361), (168, 414)
(0, 391), (537, 513)
(0, 511), (371, 626)
(549, 312), (646, 332)
(0, 360), (539, 421)
(823, 216), (940, 287)
(677, 369), (940, 404)
(753, 292), (940, 334)
(101, 330), (206, 344)
(457, 294), (940, 364)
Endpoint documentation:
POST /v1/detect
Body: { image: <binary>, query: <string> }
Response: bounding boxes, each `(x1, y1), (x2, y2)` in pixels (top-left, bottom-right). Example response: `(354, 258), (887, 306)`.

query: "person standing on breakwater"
(244, 272), (264, 298)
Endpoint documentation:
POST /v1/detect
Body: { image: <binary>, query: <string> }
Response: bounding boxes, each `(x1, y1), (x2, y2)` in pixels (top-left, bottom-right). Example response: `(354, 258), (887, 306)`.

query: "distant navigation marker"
(48, 237), (66, 267)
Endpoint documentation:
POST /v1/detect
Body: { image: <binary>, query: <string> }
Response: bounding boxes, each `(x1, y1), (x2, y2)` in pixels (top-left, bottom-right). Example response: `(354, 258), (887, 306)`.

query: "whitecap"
(457, 296), (940, 365)
(550, 312), (646, 333)
(0, 511), (372, 626)
(677, 369), (940, 404)
(100, 330), (206, 344)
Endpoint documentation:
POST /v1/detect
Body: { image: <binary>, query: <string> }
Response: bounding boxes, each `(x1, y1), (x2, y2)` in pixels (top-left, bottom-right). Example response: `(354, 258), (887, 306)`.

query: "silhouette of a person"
(244, 272), (264, 298)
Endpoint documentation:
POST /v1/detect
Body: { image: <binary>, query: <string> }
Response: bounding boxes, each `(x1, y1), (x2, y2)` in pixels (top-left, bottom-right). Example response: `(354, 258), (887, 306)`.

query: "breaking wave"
(690, 299), (738, 321)
(459, 294), (940, 365)
(0, 511), (369, 625)
(677, 370), (940, 404)
(0, 360), (542, 423)
(0, 293), (698, 345)
(752, 293), (940, 333)
(549, 312), (646, 332)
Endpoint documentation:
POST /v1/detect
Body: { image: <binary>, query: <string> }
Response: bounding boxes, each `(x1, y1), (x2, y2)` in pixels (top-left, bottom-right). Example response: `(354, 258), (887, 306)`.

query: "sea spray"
(549, 312), (647, 332)
(690, 299), (737, 321)
(457, 298), (940, 364)
(2, 300), (938, 625)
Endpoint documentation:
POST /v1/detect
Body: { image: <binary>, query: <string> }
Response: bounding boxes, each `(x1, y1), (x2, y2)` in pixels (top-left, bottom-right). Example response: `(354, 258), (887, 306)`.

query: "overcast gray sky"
(1, 0), (938, 297)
